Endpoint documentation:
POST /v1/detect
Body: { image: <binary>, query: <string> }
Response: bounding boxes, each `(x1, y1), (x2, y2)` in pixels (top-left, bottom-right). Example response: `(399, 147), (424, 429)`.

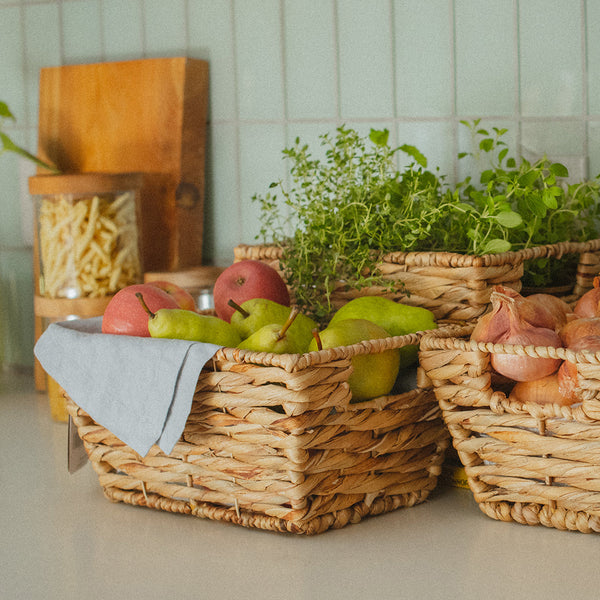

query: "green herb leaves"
(254, 122), (600, 320)
(0, 100), (60, 173)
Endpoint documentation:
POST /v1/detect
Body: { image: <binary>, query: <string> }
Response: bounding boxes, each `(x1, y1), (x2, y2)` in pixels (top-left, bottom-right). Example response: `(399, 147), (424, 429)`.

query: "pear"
(229, 297), (317, 347)
(327, 296), (437, 368)
(308, 318), (401, 402)
(137, 293), (241, 347)
(237, 307), (309, 354)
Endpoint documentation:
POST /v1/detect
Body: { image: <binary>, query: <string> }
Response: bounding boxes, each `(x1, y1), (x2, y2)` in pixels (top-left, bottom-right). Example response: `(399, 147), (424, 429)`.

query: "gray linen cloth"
(34, 317), (221, 456)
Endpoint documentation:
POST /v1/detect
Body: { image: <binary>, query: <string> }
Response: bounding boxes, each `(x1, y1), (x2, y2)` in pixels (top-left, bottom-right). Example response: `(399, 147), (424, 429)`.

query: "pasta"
(38, 192), (141, 298)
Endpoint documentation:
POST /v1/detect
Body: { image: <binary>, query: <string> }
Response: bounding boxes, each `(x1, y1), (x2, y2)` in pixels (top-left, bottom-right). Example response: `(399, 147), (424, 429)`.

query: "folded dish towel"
(34, 317), (221, 456)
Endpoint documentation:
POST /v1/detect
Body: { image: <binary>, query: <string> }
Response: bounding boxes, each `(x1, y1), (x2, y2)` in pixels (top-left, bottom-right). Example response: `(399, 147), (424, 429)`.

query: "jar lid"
(29, 172), (144, 195)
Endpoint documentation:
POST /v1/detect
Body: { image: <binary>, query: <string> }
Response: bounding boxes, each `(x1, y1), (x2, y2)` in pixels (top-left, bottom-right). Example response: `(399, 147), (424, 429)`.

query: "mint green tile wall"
(0, 0), (598, 368)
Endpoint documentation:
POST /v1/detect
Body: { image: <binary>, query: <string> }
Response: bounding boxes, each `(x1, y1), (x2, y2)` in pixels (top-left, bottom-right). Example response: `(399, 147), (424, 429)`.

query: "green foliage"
(254, 122), (600, 321)
(457, 119), (600, 286)
(0, 101), (59, 173)
(253, 125), (449, 321)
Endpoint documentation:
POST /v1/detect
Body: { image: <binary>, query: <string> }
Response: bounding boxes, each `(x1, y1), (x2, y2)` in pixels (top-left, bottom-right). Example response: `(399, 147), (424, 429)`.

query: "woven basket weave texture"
(67, 333), (450, 535)
(419, 324), (600, 534)
(235, 241), (600, 323)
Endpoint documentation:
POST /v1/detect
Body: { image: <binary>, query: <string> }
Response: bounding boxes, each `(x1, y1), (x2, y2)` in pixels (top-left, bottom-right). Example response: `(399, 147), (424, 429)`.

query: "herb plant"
(254, 122), (600, 321)
(457, 120), (600, 287)
(0, 101), (59, 173)
(254, 126), (449, 321)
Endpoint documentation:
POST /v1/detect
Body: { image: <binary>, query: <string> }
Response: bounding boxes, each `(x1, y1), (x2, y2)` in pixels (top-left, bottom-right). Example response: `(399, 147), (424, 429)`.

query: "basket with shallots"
(420, 280), (600, 533)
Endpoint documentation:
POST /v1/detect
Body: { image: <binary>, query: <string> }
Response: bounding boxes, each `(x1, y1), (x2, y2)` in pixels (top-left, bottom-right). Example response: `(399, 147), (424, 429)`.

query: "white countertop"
(3, 369), (600, 600)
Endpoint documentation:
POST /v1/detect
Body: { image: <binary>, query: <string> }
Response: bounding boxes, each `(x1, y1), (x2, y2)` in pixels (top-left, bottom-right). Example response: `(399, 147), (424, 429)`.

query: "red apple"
(213, 260), (290, 322)
(102, 283), (179, 336)
(147, 280), (196, 311)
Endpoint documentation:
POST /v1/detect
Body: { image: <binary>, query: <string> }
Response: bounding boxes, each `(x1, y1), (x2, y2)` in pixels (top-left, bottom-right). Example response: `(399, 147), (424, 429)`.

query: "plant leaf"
(479, 138), (494, 152)
(494, 210), (523, 228)
(482, 238), (512, 254)
(542, 188), (558, 209)
(399, 144), (427, 168)
(369, 128), (389, 147)
(0, 101), (14, 120)
(549, 162), (569, 178)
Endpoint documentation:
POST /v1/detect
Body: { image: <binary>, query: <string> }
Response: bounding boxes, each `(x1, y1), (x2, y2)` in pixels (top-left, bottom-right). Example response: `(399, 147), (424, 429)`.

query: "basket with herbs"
(239, 122), (600, 324)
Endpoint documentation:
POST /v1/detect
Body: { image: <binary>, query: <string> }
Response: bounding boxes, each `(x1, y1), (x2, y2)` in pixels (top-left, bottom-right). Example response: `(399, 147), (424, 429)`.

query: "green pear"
(237, 307), (309, 354)
(308, 318), (401, 402)
(328, 296), (437, 368)
(229, 298), (317, 348)
(137, 292), (241, 347)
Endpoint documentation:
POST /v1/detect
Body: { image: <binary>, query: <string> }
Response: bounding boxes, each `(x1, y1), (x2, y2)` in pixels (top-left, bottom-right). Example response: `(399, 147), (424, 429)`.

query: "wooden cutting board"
(33, 57), (209, 392)
(36, 57), (209, 272)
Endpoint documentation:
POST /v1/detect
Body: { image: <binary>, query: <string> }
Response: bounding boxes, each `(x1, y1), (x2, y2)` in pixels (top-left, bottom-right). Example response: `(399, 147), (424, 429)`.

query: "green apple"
(308, 318), (401, 402)
(328, 296), (437, 367)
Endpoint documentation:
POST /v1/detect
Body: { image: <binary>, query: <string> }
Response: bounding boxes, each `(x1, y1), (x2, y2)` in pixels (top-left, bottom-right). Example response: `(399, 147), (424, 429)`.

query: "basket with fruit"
(39, 262), (450, 535)
(241, 123), (600, 325)
(419, 283), (600, 534)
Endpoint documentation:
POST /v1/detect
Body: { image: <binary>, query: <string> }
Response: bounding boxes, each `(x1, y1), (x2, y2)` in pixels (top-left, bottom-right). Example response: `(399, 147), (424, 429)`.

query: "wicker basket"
(235, 240), (600, 323)
(419, 324), (600, 534)
(65, 332), (450, 535)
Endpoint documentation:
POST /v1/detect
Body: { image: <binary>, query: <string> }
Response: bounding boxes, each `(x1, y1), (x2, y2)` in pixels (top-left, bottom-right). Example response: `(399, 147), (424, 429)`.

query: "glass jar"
(30, 172), (144, 299)
(30, 172), (144, 419)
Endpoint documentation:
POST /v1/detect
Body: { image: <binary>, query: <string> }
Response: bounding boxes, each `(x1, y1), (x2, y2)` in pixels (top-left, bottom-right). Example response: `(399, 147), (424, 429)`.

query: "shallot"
(560, 317), (600, 347)
(557, 335), (600, 404)
(524, 292), (571, 331)
(471, 286), (568, 343)
(574, 276), (600, 318)
(489, 295), (563, 382)
(509, 373), (573, 406)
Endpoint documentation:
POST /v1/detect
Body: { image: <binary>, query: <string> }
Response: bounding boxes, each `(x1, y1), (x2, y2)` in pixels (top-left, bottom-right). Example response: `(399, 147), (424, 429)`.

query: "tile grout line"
(449, 0), (458, 184)
(230, 0), (243, 249)
(513, 0), (522, 155)
(581, 0), (589, 177)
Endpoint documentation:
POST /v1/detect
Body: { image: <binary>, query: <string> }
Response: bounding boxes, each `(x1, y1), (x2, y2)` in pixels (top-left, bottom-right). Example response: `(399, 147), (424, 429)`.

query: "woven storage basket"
(419, 323), (600, 534)
(65, 332), (450, 535)
(235, 240), (600, 323)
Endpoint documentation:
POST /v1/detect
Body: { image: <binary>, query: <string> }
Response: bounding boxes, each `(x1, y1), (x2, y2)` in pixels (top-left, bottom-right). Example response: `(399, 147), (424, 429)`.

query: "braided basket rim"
(236, 238), (600, 268)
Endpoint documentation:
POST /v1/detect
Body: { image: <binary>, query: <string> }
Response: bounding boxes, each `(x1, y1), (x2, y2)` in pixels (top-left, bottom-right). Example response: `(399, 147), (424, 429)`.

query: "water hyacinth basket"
(419, 323), (600, 534)
(234, 240), (600, 324)
(65, 332), (450, 535)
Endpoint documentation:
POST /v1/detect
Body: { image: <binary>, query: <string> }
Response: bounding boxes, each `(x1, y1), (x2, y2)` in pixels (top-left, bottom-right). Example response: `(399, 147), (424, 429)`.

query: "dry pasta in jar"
(31, 173), (143, 299)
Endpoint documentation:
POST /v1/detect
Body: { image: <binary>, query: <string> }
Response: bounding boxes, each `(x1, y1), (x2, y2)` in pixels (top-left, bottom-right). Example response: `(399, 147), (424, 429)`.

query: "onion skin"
(490, 296), (563, 382)
(525, 293), (571, 331)
(509, 373), (576, 406)
(557, 361), (579, 404)
(472, 286), (567, 343)
(560, 317), (600, 347)
(557, 335), (600, 403)
(574, 277), (600, 318)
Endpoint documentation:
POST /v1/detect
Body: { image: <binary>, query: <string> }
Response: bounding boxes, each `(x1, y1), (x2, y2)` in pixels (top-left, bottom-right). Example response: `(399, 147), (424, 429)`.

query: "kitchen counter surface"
(3, 368), (600, 600)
